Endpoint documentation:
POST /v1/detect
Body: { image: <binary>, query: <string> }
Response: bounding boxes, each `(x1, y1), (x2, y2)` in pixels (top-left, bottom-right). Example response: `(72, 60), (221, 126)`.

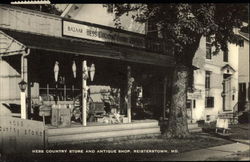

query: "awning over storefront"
(0, 28), (175, 67)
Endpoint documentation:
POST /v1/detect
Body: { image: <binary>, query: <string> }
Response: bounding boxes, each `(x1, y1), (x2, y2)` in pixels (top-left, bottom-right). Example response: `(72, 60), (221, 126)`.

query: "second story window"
(206, 36), (212, 59)
(205, 71), (211, 89)
(223, 50), (228, 62)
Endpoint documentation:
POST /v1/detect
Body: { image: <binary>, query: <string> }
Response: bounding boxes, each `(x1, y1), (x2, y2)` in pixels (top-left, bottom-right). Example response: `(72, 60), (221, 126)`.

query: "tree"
(14, 4), (62, 15)
(105, 3), (248, 138)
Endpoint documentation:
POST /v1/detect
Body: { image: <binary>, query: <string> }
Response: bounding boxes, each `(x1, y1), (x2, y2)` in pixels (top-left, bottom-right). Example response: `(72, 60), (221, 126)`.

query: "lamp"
(18, 80), (27, 92)
(89, 64), (95, 81)
(19, 80), (27, 119)
(82, 63), (95, 81)
(72, 61), (77, 79)
(54, 61), (59, 82)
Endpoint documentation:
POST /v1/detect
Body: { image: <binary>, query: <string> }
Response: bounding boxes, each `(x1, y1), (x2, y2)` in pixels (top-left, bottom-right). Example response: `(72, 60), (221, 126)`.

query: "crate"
(122, 117), (129, 123)
(51, 108), (71, 127)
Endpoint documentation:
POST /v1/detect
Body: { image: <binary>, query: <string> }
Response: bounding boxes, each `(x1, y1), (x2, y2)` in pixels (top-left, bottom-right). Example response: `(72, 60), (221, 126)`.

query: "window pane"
(186, 99), (192, 108)
(206, 45), (212, 59)
(223, 51), (228, 62)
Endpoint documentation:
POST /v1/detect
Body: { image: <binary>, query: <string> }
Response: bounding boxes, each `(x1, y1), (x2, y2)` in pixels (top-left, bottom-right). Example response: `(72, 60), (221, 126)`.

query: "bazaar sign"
(0, 117), (44, 154)
(63, 20), (146, 48)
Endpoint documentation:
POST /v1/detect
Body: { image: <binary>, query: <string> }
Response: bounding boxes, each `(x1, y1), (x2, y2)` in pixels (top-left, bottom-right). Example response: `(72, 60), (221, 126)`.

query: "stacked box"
(122, 117), (129, 123)
(51, 108), (71, 127)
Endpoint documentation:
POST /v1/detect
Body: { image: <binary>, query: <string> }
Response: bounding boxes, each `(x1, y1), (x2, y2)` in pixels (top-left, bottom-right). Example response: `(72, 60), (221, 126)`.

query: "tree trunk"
(164, 65), (190, 138)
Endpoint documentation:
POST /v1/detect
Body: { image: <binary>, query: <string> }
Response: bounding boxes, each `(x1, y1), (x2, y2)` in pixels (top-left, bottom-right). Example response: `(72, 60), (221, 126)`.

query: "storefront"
(0, 5), (175, 144)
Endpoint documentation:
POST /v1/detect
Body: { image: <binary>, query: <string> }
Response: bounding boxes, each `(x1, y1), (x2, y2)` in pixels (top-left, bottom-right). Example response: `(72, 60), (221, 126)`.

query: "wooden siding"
(0, 5), (62, 37)
(0, 58), (20, 104)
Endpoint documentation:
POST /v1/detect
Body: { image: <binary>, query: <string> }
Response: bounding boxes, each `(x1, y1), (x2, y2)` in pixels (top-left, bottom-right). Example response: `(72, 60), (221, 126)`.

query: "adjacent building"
(238, 30), (249, 112)
(187, 29), (249, 123)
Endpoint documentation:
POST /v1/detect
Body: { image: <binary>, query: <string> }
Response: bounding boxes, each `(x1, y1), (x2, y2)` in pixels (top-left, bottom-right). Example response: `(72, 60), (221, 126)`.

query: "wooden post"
(82, 60), (88, 126)
(246, 83), (249, 102)
(46, 84), (49, 98)
(64, 84), (66, 101)
(127, 66), (133, 123)
(190, 100), (193, 123)
(163, 76), (167, 119)
(21, 55), (28, 119)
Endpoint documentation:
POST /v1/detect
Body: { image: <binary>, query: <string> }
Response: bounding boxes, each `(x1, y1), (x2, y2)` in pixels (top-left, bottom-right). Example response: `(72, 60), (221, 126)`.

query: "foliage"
(14, 4), (62, 15)
(105, 3), (248, 66)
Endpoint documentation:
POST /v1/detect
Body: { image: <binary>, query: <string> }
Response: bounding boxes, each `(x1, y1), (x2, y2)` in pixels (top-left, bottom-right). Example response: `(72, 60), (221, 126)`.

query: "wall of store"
(62, 4), (145, 34)
(0, 58), (20, 104)
(0, 5), (62, 37)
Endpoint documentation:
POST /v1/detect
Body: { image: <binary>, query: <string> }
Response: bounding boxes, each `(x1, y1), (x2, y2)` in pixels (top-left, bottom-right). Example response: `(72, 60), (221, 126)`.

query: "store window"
(205, 97), (214, 108)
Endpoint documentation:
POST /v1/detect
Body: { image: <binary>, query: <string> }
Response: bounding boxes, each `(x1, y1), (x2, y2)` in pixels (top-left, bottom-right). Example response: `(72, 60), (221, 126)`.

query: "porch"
(0, 27), (178, 141)
(46, 120), (201, 145)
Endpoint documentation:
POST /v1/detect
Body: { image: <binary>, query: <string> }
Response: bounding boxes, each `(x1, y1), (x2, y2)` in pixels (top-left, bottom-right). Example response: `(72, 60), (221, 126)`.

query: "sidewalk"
(148, 142), (250, 161)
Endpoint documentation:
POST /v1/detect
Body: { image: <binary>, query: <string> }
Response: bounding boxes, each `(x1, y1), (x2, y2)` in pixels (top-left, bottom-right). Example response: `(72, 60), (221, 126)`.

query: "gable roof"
(221, 64), (236, 73)
(239, 31), (249, 41)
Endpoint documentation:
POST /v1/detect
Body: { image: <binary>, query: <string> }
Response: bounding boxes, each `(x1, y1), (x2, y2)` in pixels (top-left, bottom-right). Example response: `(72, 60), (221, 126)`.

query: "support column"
(246, 82), (249, 102)
(127, 66), (133, 123)
(82, 60), (88, 126)
(21, 55), (28, 119)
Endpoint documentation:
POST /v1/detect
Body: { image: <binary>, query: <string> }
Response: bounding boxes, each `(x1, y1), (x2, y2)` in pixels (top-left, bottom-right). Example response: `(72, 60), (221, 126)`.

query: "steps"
(46, 120), (161, 145)
(46, 120), (202, 145)
(188, 122), (203, 133)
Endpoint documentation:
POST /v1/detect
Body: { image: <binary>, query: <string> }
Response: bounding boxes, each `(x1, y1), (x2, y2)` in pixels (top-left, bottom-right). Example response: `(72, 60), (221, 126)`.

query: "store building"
(0, 4), (186, 144)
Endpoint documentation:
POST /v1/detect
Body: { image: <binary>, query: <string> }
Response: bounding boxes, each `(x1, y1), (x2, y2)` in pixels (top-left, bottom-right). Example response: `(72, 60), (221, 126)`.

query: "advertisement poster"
(0, 1), (249, 161)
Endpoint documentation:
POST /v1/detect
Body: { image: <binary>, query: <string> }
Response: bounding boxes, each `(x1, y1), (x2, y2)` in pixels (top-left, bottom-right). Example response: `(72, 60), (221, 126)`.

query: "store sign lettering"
(0, 117), (44, 154)
(63, 20), (146, 48)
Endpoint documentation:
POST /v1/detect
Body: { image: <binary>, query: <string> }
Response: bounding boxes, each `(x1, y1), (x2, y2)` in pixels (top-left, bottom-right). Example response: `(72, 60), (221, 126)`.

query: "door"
(223, 77), (232, 111)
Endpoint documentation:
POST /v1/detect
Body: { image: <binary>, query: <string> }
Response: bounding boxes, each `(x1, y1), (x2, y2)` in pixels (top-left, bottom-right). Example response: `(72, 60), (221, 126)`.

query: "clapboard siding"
(0, 5), (61, 37)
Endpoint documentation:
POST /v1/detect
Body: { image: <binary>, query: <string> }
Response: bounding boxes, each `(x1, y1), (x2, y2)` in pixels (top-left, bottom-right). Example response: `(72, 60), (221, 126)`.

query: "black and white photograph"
(0, 1), (249, 161)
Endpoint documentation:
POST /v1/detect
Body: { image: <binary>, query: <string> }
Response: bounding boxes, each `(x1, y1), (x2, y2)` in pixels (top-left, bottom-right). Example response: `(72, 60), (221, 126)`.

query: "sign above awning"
(63, 20), (146, 49)
(0, 28), (175, 67)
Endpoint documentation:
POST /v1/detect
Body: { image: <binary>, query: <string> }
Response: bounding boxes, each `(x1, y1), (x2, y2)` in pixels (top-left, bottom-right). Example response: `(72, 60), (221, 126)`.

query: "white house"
(238, 30), (249, 112)
(187, 33), (242, 122)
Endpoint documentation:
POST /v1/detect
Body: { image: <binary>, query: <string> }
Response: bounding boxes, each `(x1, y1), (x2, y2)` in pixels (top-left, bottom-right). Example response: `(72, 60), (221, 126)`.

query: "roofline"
(238, 32), (249, 41)
(60, 4), (74, 17)
(0, 4), (61, 19)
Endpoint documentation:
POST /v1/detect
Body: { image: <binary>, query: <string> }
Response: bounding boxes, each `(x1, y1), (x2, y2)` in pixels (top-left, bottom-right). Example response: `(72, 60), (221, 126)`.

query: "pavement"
(146, 142), (250, 161)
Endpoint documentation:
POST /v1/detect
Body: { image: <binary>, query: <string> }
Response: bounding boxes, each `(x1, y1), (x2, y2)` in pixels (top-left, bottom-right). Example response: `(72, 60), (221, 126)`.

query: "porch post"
(127, 66), (133, 123)
(82, 60), (88, 126)
(21, 54), (28, 119)
(246, 83), (249, 102)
